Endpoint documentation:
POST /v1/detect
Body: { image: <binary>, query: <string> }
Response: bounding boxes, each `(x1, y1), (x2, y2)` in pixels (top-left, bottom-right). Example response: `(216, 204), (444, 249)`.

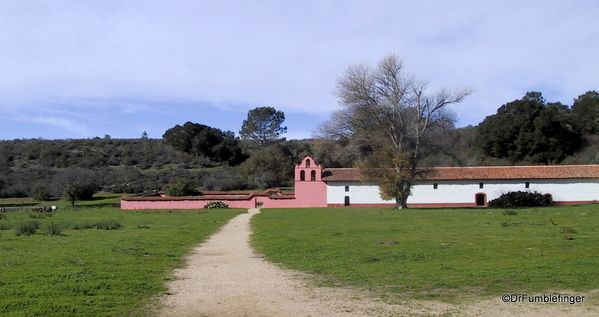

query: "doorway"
(344, 196), (350, 207)
(475, 193), (486, 206)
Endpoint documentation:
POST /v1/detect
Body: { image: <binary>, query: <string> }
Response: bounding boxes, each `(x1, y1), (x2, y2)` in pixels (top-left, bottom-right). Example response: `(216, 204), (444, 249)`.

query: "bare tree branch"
(325, 54), (474, 208)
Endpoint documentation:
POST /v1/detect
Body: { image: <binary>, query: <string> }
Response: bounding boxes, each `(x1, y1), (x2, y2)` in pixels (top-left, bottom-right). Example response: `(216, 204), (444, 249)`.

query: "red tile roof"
(322, 165), (599, 182)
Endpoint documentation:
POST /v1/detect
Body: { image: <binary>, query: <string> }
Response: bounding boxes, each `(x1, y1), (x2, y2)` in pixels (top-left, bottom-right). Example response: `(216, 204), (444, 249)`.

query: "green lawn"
(0, 196), (243, 317)
(251, 205), (599, 300)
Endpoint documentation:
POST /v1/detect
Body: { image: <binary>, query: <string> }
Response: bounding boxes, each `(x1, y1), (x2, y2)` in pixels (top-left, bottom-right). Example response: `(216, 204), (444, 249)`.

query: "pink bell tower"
(294, 156), (327, 207)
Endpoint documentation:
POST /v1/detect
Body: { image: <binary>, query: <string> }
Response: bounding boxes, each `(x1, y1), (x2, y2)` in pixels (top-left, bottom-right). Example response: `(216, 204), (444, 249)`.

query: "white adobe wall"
(327, 179), (599, 205)
(327, 181), (389, 205)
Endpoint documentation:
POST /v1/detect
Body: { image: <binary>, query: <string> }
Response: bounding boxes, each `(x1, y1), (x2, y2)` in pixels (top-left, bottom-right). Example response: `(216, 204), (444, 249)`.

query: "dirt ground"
(157, 209), (598, 317)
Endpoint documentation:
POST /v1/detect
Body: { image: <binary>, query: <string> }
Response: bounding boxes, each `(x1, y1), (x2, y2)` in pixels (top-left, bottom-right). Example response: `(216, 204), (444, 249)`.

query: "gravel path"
(157, 209), (598, 317)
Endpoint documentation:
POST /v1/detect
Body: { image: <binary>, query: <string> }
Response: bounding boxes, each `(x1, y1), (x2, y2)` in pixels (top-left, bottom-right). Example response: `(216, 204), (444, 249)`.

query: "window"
(345, 186), (349, 192)
(479, 183), (484, 189)
(433, 183), (438, 189)
(306, 159), (311, 168)
(311, 170), (316, 181)
(525, 182), (530, 188)
(300, 170), (305, 181)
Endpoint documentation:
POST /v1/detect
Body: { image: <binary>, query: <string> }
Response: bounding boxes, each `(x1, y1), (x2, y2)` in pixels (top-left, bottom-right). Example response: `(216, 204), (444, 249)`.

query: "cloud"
(0, 1), (597, 139)
(31, 116), (90, 137)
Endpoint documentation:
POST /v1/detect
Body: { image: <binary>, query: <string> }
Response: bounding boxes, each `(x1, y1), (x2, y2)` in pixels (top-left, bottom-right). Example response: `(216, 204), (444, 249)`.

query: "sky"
(1, 1), (597, 140)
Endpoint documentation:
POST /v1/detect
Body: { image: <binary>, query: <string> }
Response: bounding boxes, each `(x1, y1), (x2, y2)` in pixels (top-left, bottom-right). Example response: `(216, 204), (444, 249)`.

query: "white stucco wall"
(327, 179), (599, 205)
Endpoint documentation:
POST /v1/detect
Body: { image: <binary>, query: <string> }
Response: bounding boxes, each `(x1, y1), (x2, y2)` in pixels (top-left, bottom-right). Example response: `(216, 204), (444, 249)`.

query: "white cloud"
(0, 0), (597, 138)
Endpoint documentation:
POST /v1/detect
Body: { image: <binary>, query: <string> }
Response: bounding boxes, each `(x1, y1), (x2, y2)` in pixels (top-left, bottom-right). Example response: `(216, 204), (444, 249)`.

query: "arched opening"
(311, 170), (316, 181)
(475, 193), (486, 206)
(344, 196), (350, 207)
(544, 194), (553, 206)
(300, 170), (306, 181)
(306, 159), (311, 167)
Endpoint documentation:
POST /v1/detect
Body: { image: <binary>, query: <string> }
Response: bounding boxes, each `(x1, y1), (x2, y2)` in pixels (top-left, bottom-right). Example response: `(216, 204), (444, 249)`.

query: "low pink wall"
(120, 199), (256, 210)
(120, 197), (327, 210)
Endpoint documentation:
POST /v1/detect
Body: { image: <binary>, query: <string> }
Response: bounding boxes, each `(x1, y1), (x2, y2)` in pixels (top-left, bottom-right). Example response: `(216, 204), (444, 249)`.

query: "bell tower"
(294, 156), (327, 207)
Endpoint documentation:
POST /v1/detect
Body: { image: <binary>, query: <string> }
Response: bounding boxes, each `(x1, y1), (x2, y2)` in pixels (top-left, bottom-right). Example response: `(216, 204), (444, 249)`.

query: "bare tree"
(53, 168), (99, 206)
(318, 54), (474, 208)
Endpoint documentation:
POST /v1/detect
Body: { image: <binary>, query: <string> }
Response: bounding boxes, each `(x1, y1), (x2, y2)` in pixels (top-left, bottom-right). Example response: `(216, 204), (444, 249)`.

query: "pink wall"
(120, 199), (255, 210)
(120, 156), (329, 210)
(293, 156), (328, 207)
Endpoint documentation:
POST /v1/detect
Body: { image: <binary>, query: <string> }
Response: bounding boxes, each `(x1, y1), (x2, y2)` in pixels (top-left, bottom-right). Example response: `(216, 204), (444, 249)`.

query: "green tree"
(163, 178), (197, 196)
(238, 146), (293, 189)
(318, 54), (473, 208)
(240, 107), (287, 146)
(31, 185), (51, 201)
(476, 92), (582, 163)
(163, 122), (246, 166)
(572, 90), (599, 134)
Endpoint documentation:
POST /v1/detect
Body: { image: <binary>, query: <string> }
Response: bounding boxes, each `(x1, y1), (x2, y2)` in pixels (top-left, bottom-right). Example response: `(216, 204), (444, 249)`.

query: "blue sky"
(1, 1), (597, 140)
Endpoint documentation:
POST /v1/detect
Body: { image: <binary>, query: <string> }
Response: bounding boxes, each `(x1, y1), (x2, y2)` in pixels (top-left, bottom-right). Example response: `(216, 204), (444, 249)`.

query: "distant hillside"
(0, 137), (314, 199)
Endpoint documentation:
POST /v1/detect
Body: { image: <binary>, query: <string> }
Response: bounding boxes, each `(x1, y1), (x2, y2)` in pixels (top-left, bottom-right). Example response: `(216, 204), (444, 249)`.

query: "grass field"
(0, 195), (243, 317)
(251, 205), (599, 301)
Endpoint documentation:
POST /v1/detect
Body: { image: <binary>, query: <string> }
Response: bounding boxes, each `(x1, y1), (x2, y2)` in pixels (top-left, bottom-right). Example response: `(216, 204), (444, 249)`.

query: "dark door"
(344, 196), (350, 207)
(476, 194), (486, 206)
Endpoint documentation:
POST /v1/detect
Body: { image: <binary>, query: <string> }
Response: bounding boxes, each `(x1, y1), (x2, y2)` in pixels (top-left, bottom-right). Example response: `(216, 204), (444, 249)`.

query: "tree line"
(1, 55), (598, 205)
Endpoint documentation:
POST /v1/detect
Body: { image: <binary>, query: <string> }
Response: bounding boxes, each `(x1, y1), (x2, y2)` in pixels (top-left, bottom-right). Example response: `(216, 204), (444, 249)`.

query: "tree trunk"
(395, 196), (409, 209)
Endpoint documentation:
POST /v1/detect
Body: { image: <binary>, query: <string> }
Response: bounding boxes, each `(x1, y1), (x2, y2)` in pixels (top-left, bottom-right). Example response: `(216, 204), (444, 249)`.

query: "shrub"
(80, 221), (95, 229)
(204, 201), (229, 209)
(28, 213), (46, 219)
(15, 220), (40, 236)
(488, 191), (549, 208)
(94, 220), (122, 230)
(31, 185), (51, 201)
(41, 222), (63, 236)
(63, 221), (94, 230)
(163, 178), (197, 196)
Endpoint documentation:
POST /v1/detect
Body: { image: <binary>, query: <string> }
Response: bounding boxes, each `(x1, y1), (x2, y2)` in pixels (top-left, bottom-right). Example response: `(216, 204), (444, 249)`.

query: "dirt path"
(158, 209), (598, 317)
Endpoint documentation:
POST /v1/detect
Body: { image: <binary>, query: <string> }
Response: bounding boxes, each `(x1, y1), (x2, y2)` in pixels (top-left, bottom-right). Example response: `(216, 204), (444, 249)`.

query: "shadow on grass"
(0, 203), (40, 208)
(69, 202), (122, 209)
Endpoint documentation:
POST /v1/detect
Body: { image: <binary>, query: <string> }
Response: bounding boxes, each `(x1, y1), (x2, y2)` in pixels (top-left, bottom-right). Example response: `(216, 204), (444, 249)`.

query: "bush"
(41, 222), (63, 236)
(32, 185), (51, 201)
(94, 220), (122, 230)
(29, 213), (46, 219)
(63, 221), (95, 230)
(204, 201), (229, 209)
(163, 178), (197, 196)
(15, 220), (40, 236)
(488, 191), (549, 208)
